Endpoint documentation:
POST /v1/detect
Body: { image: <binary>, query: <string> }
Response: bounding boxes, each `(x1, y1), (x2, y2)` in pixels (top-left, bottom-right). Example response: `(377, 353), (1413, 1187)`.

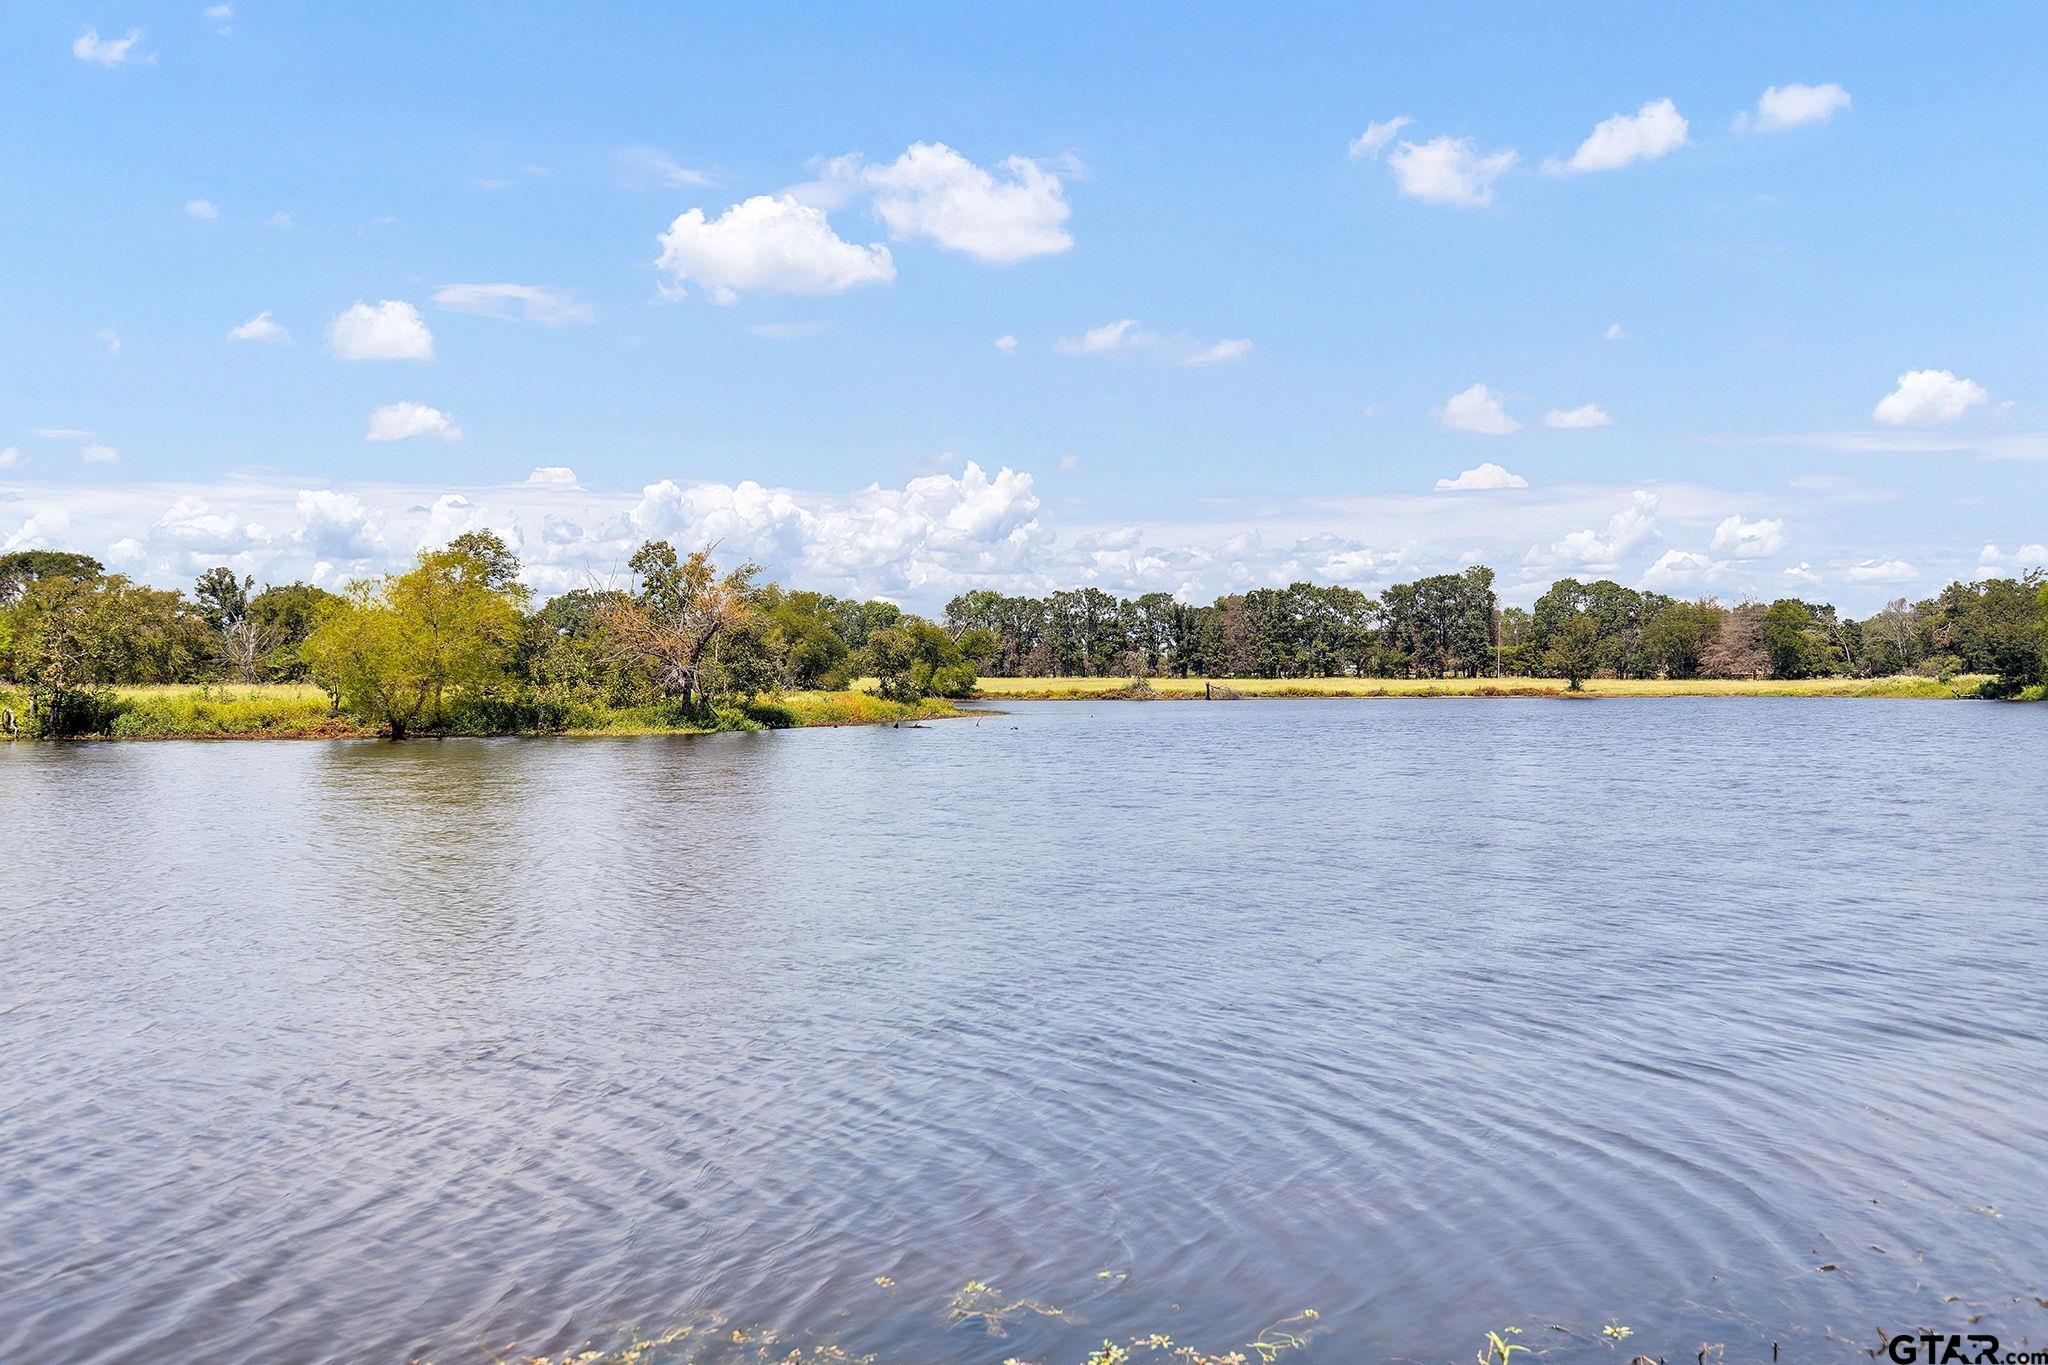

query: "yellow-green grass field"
(969, 674), (1993, 700)
(0, 683), (956, 740)
(0, 682), (362, 739)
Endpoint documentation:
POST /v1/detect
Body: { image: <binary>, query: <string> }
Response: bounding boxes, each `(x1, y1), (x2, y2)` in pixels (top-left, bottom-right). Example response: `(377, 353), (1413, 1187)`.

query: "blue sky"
(2, 2), (2042, 610)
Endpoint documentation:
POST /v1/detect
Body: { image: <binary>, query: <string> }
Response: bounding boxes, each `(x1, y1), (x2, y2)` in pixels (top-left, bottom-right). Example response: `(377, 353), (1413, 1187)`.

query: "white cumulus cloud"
(1845, 558), (1918, 584)
(1978, 542), (2048, 574)
(526, 466), (579, 486)
(432, 283), (593, 325)
(1872, 369), (1988, 427)
(1604, 323), (1627, 342)
(1783, 562), (1822, 586)
(329, 300), (436, 362)
(1640, 548), (1729, 590)
(185, 198), (219, 221)
(294, 490), (382, 562)
(655, 194), (894, 303)
(1387, 135), (1519, 208)
(994, 334), (1018, 353)
(81, 443), (123, 465)
(1710, 514), (1786, 558)
(365, 402), (463, 443)
(1530, 490), (1659, 573)
(857, 142), (1073, 264)
(1545, 403), (1612, 429)
(1435, 462), (1528, 492)
(1438, 383), (1522, 436)
(1742, 83), (1851, 133)
(227, 311), (290, 344)
(0, 447), (22, 470)
(1548, 98), (1689, 174)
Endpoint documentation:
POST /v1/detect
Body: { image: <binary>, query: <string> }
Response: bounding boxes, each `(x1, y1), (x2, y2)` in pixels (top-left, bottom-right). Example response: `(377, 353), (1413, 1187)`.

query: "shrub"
(741, 698), (800, 728)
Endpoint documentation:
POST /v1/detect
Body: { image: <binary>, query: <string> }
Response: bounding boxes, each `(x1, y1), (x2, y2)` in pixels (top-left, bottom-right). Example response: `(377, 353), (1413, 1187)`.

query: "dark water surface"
(4, 700), (2046, 1363)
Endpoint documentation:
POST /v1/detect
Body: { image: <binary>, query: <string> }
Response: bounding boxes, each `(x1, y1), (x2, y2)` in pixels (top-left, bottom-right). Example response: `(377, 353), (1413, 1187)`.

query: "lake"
(3, 699), (2045, 1363)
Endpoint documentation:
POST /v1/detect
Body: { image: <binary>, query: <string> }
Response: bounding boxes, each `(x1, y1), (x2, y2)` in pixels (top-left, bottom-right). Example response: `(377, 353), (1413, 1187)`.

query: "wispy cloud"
(746, 321), (829, 339)
(1348, 115), (1413, 160)
(73, 27), (150, 65)
(431, 283), (593, 326)
(616, 146), (716, 189)
(1182, 338), (1254, 367)
(228, 311), (291, 344)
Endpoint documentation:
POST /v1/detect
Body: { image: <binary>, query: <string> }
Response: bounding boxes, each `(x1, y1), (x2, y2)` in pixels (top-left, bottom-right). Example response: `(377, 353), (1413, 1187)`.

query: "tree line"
(0, 536), (984, 738)
(3, 542), (2044, 737)
(941, 565), (2048, 692)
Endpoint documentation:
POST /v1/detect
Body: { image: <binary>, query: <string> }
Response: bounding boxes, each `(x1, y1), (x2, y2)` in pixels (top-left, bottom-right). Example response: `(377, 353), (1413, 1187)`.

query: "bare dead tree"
(597, 542), (758, 714)
(218, 614), (285, 683)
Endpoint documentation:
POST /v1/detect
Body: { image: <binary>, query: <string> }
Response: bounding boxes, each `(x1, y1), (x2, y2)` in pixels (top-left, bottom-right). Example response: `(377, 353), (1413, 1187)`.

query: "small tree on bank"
(195, 567), (285, 683)
(302, 535), (526, 738)
(865, 619), (979, 701)
(598, 541), (758, 717)
(1543, 612), (1601, 691)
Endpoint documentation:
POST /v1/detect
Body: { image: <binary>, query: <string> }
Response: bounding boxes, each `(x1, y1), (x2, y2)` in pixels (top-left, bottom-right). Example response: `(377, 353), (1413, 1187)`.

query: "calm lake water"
(4, 700), (2046, 1363)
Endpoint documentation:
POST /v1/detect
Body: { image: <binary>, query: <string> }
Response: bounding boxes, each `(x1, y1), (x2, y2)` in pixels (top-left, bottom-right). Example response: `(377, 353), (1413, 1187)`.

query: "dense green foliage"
(0, 533), (979, 737)
(945, 569), (2048, 694)
(3, 536), (2042, 737)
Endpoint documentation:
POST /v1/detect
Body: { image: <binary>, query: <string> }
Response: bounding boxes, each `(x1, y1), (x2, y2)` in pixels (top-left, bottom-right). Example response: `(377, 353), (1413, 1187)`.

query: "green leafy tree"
(0, 550), (104, 605)
(5, 571), (209, 732)
(1928, 573), (2046, 692)
(1857, 598), (1930, 677)
(757, 586), (856, 689)
(302, 537), (528, 738)
(1643, 599), (1724, 680)
(245, 582), (343, 680)
(1543, 611), (1601, 690)
(1763, 599), (1833, 679)
(866, 619), (978, 700)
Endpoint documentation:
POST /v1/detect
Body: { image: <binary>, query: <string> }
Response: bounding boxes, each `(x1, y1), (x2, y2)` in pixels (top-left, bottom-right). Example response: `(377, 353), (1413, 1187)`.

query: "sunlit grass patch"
(102, 684), (361, 738)
(970, 674), (1996, 700)
(0, 682), (959, 740)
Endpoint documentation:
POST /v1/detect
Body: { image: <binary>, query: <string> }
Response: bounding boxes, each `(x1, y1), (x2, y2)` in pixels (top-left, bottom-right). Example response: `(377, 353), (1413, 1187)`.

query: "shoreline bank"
(0, 685), (961, 743)
(969, 674), (2022, 701)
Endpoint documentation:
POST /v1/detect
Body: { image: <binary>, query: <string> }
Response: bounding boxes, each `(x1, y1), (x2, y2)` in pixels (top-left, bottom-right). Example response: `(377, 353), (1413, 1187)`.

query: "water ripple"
(2, 700), (2045, 1363)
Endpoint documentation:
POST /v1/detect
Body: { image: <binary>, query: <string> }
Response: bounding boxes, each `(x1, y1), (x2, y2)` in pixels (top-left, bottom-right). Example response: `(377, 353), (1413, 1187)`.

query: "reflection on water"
(2, 700), (2045, 1363)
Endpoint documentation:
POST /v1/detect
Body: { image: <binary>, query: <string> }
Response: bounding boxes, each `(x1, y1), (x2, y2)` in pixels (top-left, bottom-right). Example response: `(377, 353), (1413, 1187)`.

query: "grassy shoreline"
(3, 673), (2030, 741)
(0, 683), (959, 741)
(971, 673), (2004, 700)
